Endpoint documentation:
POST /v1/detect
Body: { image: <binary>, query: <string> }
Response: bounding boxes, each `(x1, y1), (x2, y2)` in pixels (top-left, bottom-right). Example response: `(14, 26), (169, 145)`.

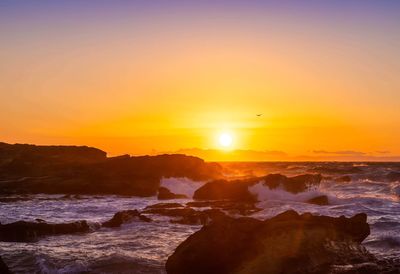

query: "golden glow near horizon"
(1, 2), (400, 161)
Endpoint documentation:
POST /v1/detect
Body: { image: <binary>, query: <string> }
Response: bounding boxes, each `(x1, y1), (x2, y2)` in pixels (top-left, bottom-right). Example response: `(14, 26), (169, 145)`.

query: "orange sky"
(1, 2), (400, 161)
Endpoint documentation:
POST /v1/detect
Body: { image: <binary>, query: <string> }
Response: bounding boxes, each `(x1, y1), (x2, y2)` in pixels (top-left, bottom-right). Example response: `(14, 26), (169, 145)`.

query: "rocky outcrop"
(186, 201), (261, 216)
(157, 187), (188, 200)
(102, 210), (151, 228)
(145, 203), (184, 209)
(193, 173), (322, 201)
(262, 173), (322, 193)
(0, 220), (90, 242)
(166, 210), (372, 274)
(143, 206), (227, 225)
(306, 195), (329, 205)
(193, 178), (257, 201)
(0, 256), (11, 274)
(0, 142), (222, 196)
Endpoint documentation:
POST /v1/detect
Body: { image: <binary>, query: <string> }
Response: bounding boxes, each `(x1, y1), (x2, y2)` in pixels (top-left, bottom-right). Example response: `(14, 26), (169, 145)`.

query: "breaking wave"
(160, 177), (205, 198)
(248, 181), (331, 203)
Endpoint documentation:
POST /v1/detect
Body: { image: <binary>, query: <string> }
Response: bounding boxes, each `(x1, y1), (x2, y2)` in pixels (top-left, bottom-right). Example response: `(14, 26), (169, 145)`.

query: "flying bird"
(256, 114), (262, 117)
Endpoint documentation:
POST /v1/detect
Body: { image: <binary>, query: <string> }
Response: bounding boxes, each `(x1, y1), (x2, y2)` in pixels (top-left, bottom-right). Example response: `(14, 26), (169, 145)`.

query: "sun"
(218, 132), (233, 148)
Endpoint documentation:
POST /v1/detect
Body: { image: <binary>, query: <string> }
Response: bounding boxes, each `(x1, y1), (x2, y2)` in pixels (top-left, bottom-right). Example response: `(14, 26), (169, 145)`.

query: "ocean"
(1, 162), (399, 273)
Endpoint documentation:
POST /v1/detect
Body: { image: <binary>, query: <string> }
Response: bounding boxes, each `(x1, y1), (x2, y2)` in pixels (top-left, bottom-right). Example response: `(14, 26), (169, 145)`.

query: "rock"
(336, 175), (352, 182)
(143, 207), (197, 217)
(193, 178), (258, 201)
(0, 256), (11, 274)
(0, 142), (223, 196)
(166, 210), (372, 274)
(263, 173), (322, 193)
(143, 206), (227, 225)
(0, 220), (90, 242)
(193, 173), (322, 201)
(171, 209), (227, 225)
(186, 200), (261, 216)
(102, 210), (151, 228)
(145, 203), (184, 209)
(157, 187), (188, 200)
(306, 195), (329, 205)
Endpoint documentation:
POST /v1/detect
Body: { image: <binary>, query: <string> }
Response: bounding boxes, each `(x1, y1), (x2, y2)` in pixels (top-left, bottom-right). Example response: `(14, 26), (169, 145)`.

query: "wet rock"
(263, 173), (322, 193)
(143, 207), (197, 217)
(171, 209), (227, 225)
(145, 203), (184, 209)
(102, 210), (151, 228)
(157, 187), (188, 200)
(336, 175), (352, 182)
(166, 210), (371, 274)
(193, 173), (322, 201)
(0, 256), (11, 274)
(193, 178), (258, 201)
(186, 200), (261, 216)
(306, 195), (329, 205)
(0, 220), (90, 242)
(143, 206), (227, 225)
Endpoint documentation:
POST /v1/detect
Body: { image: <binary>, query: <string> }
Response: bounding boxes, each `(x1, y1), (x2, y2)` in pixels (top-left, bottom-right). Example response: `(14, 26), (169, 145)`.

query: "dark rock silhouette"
(0, 220), (90, 242)
(0, 256), (11, 274)
(306, 195), (329, 205)
(166, 210), (372, 274)
(0, 142), (222, 196)
(102, 210), (151, 228)
(193, 178), (257, 201)
(186, 200), (261, 216)
(143, 206), (227, 225)
(145, 203), (184, 209)
(157, 187), (188, 200)
(335, 175), (352, 182)
(193, 173), (322, 201)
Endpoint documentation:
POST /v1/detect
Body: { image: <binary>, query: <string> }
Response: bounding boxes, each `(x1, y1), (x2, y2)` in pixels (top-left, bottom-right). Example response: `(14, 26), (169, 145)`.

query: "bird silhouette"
(256, 114), (262, 117)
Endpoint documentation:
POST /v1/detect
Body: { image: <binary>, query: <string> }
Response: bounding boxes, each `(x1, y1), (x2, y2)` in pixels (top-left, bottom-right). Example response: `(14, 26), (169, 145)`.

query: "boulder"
(102, 210), (151, 228)
(0, 220), (90, 242)
(193, 179), (258, 201)
(166, 210), (372, 274)
(263, 173), (322, 193)
(157, 187), (188, 200)
(306, 195), (329, 205)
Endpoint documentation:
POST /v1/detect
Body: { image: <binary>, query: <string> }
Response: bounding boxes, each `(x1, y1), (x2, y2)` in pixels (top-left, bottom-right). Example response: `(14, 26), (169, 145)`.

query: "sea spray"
(160, 177), (206, 198)
(248, 181), (329, 203)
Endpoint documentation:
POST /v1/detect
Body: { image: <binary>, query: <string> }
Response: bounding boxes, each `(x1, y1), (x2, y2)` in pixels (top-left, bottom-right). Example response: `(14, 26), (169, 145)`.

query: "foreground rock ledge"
(166, 210), (373, 274)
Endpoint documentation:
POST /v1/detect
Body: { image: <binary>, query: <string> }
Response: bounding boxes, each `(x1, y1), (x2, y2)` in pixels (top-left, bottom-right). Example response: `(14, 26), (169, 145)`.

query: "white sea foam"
(248, 181), (328, 203)
(160, 177), (205, 198)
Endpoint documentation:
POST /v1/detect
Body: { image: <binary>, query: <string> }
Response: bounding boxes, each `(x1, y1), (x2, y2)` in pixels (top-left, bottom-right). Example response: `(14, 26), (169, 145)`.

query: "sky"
(1, 1), (400, 161)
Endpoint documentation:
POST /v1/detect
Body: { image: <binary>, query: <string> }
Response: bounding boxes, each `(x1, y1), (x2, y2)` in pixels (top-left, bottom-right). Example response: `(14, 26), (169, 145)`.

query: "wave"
(160, 177), (205, 198)
(248, 181), (330, 203)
